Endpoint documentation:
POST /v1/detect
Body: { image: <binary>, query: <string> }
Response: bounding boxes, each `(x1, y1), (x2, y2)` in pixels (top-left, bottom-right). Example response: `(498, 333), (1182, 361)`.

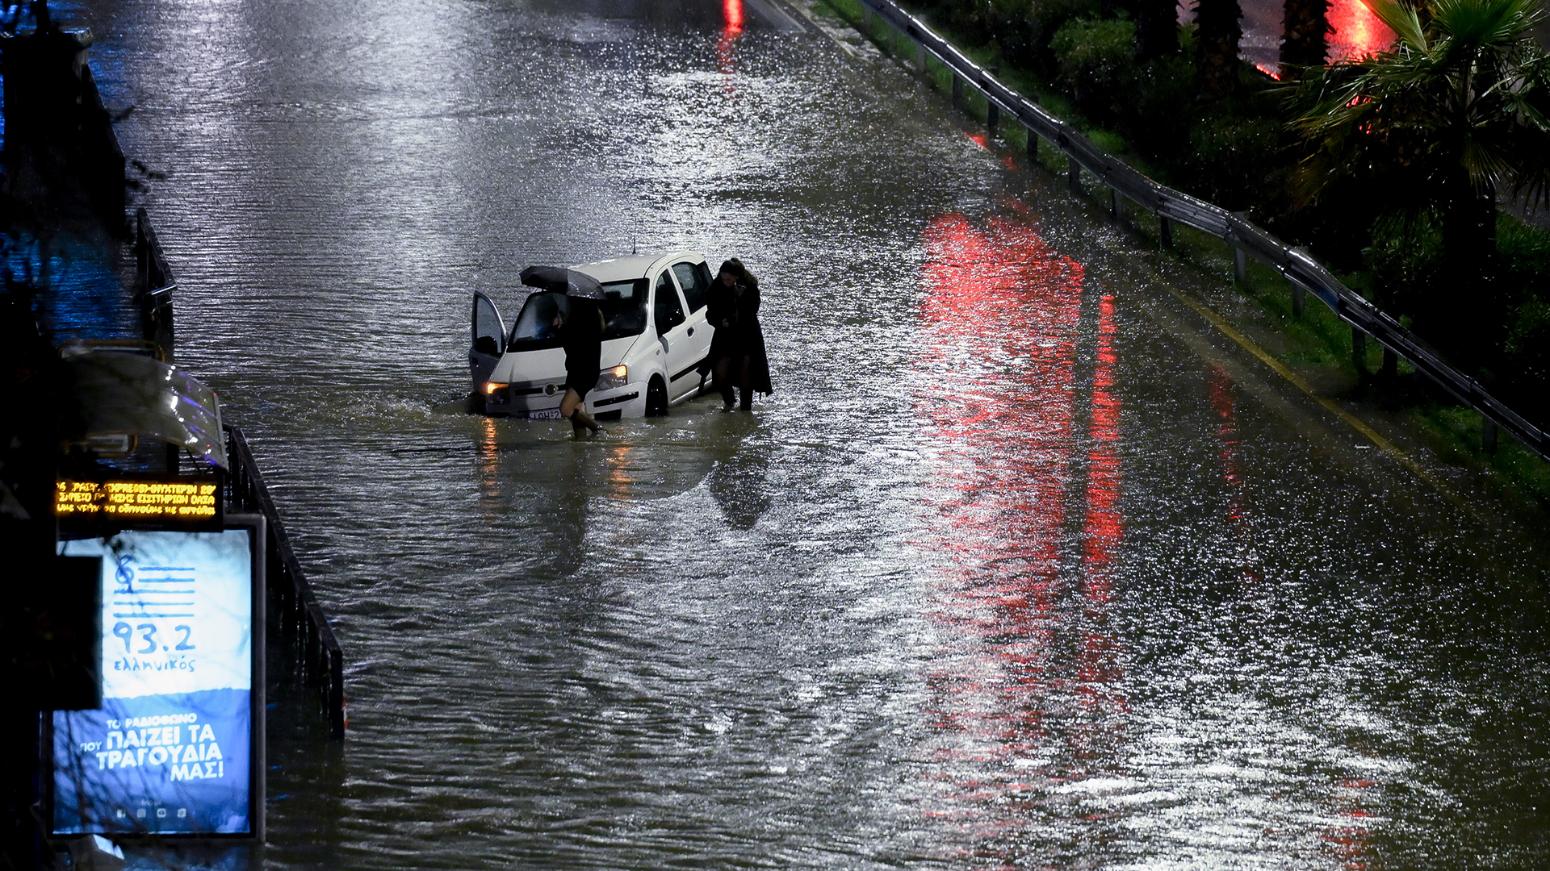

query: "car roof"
(572, 251), (704, 284)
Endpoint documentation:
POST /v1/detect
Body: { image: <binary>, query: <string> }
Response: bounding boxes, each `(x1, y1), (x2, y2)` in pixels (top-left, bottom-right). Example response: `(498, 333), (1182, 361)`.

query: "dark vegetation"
(881, 0), (1550, 431)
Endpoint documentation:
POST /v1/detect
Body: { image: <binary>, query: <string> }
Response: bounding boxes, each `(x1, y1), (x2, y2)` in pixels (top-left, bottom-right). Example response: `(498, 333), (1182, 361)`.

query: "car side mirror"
(474, 335), (499, 356)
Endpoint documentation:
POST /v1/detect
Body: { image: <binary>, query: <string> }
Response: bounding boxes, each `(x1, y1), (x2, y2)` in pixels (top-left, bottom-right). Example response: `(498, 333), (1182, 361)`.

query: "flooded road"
(68, 0), (1550, 866)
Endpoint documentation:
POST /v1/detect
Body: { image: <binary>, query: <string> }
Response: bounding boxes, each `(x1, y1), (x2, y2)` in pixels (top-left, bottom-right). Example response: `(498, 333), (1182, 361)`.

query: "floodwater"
(62, 0), (1550, 866)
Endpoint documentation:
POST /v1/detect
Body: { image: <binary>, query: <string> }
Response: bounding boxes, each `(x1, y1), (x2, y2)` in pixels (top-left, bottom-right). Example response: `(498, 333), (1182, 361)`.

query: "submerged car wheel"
(645, 376), (668, 417)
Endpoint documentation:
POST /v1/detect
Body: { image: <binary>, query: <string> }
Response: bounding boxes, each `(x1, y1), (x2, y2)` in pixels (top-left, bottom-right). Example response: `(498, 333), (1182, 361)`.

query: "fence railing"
(857, 0), (1550, 460)
(225, 425), (347, 739)
(133, 207), (176, 359)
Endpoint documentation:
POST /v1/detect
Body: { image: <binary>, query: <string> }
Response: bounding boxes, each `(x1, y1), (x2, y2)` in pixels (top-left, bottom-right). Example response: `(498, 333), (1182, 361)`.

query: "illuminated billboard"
(50, 517), (265, 838)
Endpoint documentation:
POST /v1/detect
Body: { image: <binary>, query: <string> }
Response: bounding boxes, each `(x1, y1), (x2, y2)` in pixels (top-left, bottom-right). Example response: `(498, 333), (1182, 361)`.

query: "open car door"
(470, 291), (506, 389)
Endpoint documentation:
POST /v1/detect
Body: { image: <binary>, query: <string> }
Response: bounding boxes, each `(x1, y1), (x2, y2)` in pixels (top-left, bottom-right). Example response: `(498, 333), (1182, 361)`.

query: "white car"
(469, 251), (717, 420)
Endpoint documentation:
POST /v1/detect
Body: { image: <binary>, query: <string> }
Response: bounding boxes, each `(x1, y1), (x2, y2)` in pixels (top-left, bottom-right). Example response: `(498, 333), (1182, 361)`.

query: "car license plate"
(524, 408), (562, 420)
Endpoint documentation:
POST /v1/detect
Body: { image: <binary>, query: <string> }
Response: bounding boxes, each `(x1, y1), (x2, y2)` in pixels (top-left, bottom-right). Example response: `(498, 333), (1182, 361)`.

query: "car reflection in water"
(474, 407), (760, 577)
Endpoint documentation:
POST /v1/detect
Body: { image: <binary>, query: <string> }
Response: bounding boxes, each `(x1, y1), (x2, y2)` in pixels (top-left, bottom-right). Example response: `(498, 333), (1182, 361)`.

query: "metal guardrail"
(133, 207), (177, 359)
(225, 425), (347, 739)
(857, 0), (1550, 460)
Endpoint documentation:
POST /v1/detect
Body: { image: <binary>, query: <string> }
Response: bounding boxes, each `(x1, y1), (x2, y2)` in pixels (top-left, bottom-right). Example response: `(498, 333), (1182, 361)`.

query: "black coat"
(561, 300), (604, 395)
(702, 277), (772, 395)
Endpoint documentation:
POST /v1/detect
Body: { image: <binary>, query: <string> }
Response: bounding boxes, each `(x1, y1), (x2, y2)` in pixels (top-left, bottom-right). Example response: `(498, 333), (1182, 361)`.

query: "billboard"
(50, 517), (265, 838)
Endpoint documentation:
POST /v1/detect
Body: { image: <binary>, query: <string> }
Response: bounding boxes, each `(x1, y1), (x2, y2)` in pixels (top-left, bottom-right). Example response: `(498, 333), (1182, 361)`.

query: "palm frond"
(1361, 0), (1429, 49)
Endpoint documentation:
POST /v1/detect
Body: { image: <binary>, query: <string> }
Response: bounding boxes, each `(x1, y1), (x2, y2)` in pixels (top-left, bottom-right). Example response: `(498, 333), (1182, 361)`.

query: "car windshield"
(507, 280), (647, 350)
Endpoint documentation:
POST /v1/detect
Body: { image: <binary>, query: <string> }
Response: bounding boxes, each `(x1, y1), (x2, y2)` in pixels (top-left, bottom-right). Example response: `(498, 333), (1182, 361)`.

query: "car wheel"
(645, 377), (668, 417)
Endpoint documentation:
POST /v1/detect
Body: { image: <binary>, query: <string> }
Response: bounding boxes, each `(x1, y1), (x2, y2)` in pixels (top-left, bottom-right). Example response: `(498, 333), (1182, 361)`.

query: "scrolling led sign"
(56, 480), (220, 525)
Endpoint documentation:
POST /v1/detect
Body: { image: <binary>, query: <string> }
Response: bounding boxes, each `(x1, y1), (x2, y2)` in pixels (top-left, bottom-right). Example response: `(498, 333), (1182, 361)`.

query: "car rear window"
(507, 280), (648, 351)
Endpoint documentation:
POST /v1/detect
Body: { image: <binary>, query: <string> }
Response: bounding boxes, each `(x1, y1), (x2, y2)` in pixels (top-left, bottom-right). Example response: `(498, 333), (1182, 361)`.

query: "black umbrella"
(519, 265), (605, 300)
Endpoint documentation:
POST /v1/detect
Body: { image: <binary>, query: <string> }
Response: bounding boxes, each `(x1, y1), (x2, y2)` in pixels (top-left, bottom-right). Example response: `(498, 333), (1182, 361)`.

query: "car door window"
(653, 272), (685, 334)
(672, 262), (708, 314)
(473, 292), (505, 356)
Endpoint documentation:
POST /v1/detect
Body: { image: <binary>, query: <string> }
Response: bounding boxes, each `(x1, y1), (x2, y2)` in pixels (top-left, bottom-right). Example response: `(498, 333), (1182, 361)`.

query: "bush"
(988, 0), (1038, 57)
(1027, 0), (1103, 72)
(1363, 211), (1446, 314)
(1497, 216), (1550, 307)
(1178, 113), (1283, 210)
(1129, 55), (1196, 156)
(1049, 17), (1135, 123)
(1503, 297), (1550, 425)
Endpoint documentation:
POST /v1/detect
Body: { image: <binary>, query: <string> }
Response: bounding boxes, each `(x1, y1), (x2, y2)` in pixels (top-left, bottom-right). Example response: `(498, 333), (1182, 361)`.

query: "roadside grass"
(1415, 406), (1550, 507)
(817, 0), (1550, 510)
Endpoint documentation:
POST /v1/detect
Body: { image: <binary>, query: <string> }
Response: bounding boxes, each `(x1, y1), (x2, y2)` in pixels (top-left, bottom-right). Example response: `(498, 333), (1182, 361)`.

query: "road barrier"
(133, 208), (176, 359)
(855, 0), (1549, 460)
(226, 426), (347, 739)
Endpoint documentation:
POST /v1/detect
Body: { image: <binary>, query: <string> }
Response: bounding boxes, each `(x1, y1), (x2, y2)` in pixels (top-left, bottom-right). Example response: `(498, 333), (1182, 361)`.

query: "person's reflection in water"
(540, 442), (592, 578)
(706, 415), (771, 529)
(474, 427), (594, 580)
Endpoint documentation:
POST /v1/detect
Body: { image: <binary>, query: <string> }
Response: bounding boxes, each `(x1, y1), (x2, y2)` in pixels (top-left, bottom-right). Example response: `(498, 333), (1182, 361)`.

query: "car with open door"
(469, 251), (716, 420)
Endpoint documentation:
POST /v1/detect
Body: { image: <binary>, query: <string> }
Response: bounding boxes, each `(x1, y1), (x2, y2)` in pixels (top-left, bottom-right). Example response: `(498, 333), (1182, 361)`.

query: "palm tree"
(1195, 0), (1245, 95)
(1280, 0), (1331, 72)
(1294, 0), (1550, 336)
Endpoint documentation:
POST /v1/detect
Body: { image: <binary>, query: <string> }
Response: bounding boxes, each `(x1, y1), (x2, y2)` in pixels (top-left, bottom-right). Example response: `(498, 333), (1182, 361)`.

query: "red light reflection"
(1322, 776), (1376, 868)
(1206, 364), (1261, 583)
(1329, 0), (1395, 62)
(915, 209), (1128, 858)
(716, 0), (745, 90)
(966, 132), (1022, 172)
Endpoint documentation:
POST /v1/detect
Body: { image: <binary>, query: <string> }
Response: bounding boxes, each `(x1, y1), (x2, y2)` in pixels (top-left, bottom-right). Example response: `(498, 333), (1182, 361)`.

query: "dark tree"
(1136, 0), (1181, 60)
(1280, 0), (1331, 72)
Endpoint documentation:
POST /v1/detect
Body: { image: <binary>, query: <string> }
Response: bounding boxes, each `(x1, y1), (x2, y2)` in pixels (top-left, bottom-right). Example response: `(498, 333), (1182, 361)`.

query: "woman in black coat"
(704, 258), (772, 411)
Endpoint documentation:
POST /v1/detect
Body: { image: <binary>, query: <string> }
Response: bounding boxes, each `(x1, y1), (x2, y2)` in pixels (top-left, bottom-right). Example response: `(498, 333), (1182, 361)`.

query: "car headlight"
(595, 364), (629, 391)
(482, 381), (510, 403)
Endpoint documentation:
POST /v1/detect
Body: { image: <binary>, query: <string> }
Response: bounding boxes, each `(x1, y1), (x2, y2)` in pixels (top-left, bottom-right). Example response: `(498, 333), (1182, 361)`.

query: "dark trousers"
(715, 354), (752, 410)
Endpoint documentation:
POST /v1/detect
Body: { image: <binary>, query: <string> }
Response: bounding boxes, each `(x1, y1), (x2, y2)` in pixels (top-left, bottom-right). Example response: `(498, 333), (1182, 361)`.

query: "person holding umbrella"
(520, 266), (607, 436)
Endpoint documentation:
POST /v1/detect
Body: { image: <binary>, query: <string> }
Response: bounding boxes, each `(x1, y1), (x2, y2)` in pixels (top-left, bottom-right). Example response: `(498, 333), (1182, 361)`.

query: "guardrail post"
(917, 42), (927, 73)
(1159, 216), (1173, 249)
(1229, 214), (1247, 286)
(1482, 416), (1499, 454)
(1026, 127), (1039, 166)
(1109, 189), (1119, 221)
(1291, 282), (1305, 317)
(986, 100), (999, 137)
(952, 75), (964, 109)
(1351, 328), (1369, 377)
(1067, 156), (1081, 195)
(1380, 347), (1397, 380)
